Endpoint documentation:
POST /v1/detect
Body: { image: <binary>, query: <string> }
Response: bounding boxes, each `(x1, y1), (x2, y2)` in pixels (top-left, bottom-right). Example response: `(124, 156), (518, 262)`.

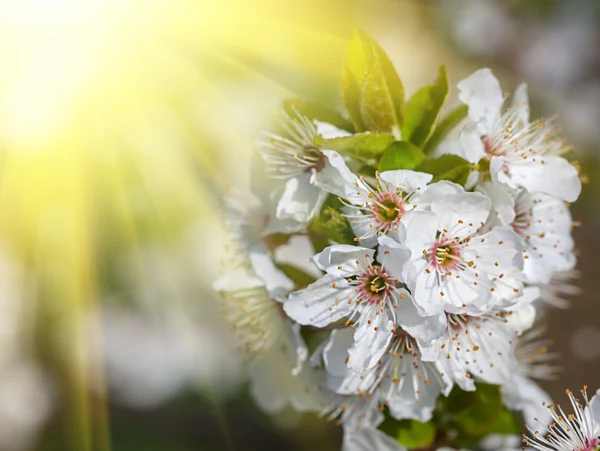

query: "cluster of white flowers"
(213, 68), (586, 450)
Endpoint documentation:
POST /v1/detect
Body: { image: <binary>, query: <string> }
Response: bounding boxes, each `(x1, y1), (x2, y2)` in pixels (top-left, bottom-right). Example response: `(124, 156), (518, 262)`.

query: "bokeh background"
(0, 0), (597, 450)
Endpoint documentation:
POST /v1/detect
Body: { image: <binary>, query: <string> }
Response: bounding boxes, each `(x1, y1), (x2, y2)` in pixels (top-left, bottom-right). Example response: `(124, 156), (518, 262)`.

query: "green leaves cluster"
(287, 28), (470, 191)
(437, 383), (521, 448)
(377, 384), (520, 450)
(294, 29), (473, 243)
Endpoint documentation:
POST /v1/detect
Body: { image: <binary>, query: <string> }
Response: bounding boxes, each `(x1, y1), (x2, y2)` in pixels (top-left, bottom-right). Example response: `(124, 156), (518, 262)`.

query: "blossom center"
(482, 135), (503, 158)
(299, 146), (326, 173)
(429, 239), (467, 272)
(512, 195), (532, 239)
(355, 266), (396, 305)
(580, 439), (600, 451)
(369, 192), (404, 232)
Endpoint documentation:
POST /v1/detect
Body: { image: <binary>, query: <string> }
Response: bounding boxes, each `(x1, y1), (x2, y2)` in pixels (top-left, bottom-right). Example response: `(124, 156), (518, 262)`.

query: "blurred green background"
(0, 0), (597, 450)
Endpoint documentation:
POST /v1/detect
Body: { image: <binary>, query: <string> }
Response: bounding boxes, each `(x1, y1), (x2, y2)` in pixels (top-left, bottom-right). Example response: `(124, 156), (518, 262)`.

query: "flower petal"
(315, 120), (352, 139)
(477, 181), (516, 226)
(510, 155), (582, 202)
(377, 235), (411, 280)
(321, 328), (354, 378)
(348, 309), (394, 373)
(342, 428), (405, 451)
(589, 388), (600, 428)
(312, 244), (375, 277)
(277, 173), (326, 223)
(248, 244), (295, 297)
(511, 83), (530, 126)
(458, 68), (504, 134)
(459, 124), (487, 163)
(285, 273), (356, 327)
(430, 191), (491, 238)
(393, 289), (447, 342)
(315, 150), (369, 205)
(379, 170), (433, 192)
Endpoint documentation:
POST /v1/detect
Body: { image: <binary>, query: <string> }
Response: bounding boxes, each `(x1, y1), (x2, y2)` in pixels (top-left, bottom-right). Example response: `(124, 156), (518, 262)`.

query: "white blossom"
(502, 324), (557, 426)
(479, 181), (575, 284)
(333, 169), (433, 248)
(524, 386), (600, 451)
(284, 239), (447, 373)
(417, 306), (536, 391)
(537, 270), (581, 309)
(213, 194), (320, 412)
(321, 327), (453, 423)
(398, 184), (526, 316)
(256, 112), (356, 228)
(343, 428), (406, 451)
(457, 68), (581, 202)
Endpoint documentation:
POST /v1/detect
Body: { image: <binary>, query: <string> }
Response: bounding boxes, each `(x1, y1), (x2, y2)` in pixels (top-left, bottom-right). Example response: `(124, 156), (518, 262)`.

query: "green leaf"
(402, 65), (449, 148)
(395, 420), (436, 448)
(341, 29), (404, 134)
(275, 263), (317, 288)
(283, 99), (354, 133)
(320, 133), (395, 162)
(487, 408), (520, 435)
(307, 230), (330, 255)
(263, 233), (291, 252)
(309, 195), (355, 245)
(342, 67), (367, 132)
(417, 154), (472, 186)
(378, 141), (425, 172)
(440, 383), (503, 439)
(423, 104), (468, 154)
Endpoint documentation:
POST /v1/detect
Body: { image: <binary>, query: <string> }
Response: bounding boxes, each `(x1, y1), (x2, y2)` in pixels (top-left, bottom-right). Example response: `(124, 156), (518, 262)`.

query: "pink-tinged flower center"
(580, 438), (600, 451)
(300, 146), (326, 173)
(446, 313), (469, 332)
(355, 265), (396, 305)
(429, 239), (467, 272)
(482, 135), (504, 157)
(512, 195), (533, 239)
(369, 192), (404, 232)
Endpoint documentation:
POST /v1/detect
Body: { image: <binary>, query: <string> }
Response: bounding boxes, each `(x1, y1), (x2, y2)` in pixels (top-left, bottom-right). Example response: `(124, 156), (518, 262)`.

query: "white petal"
(285, 274), (356, 327)
(379, 170), (433, 192)
(477, 181), (516, 226)
(315, 150), (369, 204)
(315, 120), (352, 139)
(502, 375), (552, 427)
(479, 434), (521, 451)
(342, 206), (379, 249)
(324, 328), (354, 377)
(458, 68), (504, 134)
(264, 215), (306, 235)
(376, 235), (411, 280)
(430, 191), (491, 237)
(508, 155), (581, 202)
(285, 321), (308, 376)
(213, 267), (264, 292)
(400, 210), (439, 259)
(414, 181), (465, 208)
(394, 290), (447, 342)
(248, 244), (294, 297)
(248, 355), (288, 414)
(343, 428), (405, 451)
(348, 310), (394, 373)
(490, 156), (518, 191)
(504, 288), (540, 314)
(313, 244), (375, 277)
(511, 83), (530, 126)
(277, 174), (326, 223)
(589, 388), (600, 428)
(459, 125), (486, 164)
